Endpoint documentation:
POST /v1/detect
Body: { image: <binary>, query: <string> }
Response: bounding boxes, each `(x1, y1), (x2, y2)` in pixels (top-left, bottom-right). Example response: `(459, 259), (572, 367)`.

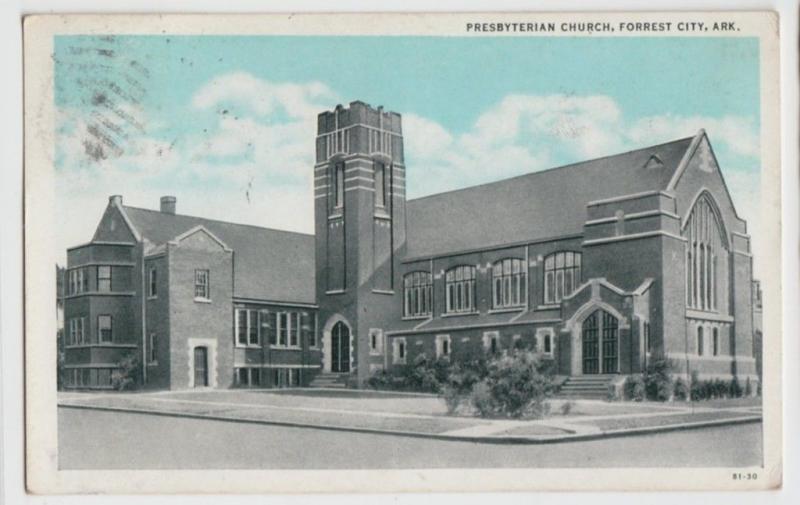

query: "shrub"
(468, 350), (554, 419)
(111, 352), (140, 391)
(690, 371), (705, 401)
(712, 379), (729, 399)
(469, 381), (495, 417)
(744, 376), (753, 397)
(623, 375), (646, 402)
(673, 376), (690, 401)
(728, 378), (743, 398)
(560, 400), (575, 416)
(644, 359), (674, 401)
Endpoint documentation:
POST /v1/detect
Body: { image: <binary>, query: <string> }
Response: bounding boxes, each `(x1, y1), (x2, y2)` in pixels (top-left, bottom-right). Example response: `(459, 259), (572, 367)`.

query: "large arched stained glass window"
(684, 194), (728, 311)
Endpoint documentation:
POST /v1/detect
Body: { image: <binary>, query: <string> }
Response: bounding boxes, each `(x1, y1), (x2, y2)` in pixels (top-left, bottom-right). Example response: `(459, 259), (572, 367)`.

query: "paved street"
(58, 407), (763, 469)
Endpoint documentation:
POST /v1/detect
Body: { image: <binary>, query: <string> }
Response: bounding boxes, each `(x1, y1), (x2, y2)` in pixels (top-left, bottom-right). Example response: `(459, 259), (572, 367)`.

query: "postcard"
(23, 11), (781, 493)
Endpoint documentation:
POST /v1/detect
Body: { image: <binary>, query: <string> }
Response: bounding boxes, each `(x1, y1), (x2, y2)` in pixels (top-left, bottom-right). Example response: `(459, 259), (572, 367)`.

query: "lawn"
(574, 410), (758, 431)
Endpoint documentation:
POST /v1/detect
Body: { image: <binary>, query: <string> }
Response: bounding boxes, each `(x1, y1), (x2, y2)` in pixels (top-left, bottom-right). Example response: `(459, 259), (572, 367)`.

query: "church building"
(61, 100), (758, 391)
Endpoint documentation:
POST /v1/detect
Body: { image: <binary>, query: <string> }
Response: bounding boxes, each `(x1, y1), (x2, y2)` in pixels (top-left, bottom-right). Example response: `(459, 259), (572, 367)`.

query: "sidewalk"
(58, 390), (762, 444)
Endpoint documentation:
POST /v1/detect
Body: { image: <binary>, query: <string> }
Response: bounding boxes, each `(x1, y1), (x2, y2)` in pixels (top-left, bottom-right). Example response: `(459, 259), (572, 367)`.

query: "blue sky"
(53, 35), (763, 271)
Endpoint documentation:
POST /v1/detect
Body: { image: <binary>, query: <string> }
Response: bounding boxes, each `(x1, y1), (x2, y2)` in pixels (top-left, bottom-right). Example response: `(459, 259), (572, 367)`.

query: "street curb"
(58, 402), (762, 445)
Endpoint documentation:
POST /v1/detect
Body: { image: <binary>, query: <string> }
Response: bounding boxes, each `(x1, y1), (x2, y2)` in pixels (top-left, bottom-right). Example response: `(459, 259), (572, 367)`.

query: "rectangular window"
(98, 315), (112, 343)
(369, 328), (383, 355)
(97, 266), (112, 292)
(374, 162), (386, 208)
(237, 368), (249, 387)
(303, 312), (316, 348)
(697, 326), (705, 356)
(251, 368), (261, 387)
(644, 322), (652, 353)
(148, 267), (157, 297)
(148, 333), (157, 364)
(77, 317), (85, 344)
(393, 338), (407, 364)
(80, 268), (88, 293)
(236, 309), (248, 346)
(332, 162), (345, 210)
(249, 310), (259, 345)
(194, 269), (210, 299)
(289, 312), (300, 347)
(436, 334), (451, 359)
(712, 327), (719, 356)
(266, 311), (278, 345)
(483, 331), (500, 353)
(278, 312), (289, 346)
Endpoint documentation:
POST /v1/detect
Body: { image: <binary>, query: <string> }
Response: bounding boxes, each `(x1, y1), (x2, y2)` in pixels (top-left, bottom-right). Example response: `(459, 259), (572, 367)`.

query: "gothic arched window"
(683, 194), (728, 311)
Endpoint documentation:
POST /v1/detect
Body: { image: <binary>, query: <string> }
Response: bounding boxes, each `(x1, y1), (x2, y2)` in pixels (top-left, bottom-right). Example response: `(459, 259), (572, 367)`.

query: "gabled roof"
(404, 134), (696, 259)
(122, 206), (315, 304)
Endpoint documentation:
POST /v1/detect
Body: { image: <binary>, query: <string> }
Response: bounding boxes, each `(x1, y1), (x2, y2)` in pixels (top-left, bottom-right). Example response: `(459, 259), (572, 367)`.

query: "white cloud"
(191, 72), (337, 119)
(629, 114), (759, 158)
(403, 93), (759, 198)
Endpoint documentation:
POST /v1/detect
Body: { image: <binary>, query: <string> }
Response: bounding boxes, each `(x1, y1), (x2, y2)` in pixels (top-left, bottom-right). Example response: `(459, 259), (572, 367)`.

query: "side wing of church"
(61, 100), (758, 391)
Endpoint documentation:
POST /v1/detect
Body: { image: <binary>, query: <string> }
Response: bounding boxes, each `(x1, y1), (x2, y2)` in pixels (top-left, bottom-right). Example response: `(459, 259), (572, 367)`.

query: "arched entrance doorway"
(331, 321), (351, 373)
(582, 310), (619, 374)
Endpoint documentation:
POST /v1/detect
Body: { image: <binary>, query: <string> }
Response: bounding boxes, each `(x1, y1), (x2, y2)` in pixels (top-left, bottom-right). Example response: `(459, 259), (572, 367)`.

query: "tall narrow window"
(332, 162), (345, 210)
(290, 312), (300, 347)
(445, 265), (476, 314)
(98, 315), (112, 343)
(712, 327), (719, 356)
(278, 312), (289, 346)
(544, 252), (582, 304)
(403, 271), (432, 317)
(248, 310), (259, 345)
(697, 326), (705, 356)
(492, 258), (527, 309)
(148, 333), (157, 364)
(148, 267), (157, 297)
(97, 266), (111, 292)
(684, 194), (727, 311)
(374, 161), (386, 208)
(194, 269), (210, 299)
(236, 309), (248, 345)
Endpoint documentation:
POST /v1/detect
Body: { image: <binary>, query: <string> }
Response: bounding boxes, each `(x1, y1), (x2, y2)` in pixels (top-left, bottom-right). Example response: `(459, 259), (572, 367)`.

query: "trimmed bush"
(623, 375), (646, 402)
(673, 376), (690, 401)
(644, 359), (674, 401)
(468, 350), (554, 419)
(728, 378), (743, 398)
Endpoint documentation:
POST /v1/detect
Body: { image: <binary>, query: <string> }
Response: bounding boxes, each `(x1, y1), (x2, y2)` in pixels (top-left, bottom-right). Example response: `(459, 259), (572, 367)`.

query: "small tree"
(644, 359), (674, 401)
(623, 375), (646, 401)
(111, 352), (141, 391)
(468, 350), (554, 419)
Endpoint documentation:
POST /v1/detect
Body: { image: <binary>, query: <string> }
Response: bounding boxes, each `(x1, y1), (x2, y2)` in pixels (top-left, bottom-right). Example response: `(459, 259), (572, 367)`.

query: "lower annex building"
(61, 101), (759, 390)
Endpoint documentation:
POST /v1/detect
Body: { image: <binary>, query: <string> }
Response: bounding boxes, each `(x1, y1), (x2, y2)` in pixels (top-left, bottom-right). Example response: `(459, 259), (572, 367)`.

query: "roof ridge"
(122, 205), (314, 237)
(407, 135), (694, 204)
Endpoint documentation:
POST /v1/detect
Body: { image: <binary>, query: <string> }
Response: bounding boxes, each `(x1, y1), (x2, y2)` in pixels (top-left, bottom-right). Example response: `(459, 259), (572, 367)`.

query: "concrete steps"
(557, 375), (616, 400)
(309, 372), (350, 389)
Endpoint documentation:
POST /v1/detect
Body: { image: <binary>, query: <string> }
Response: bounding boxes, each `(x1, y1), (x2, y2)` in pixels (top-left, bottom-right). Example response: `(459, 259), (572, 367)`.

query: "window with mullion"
(492, 258), (527, 309)
(403, 271), (432, 317)
(544, 252), (581, 304)
(445, 265), (476, 314)
(97, 266), (112, 292)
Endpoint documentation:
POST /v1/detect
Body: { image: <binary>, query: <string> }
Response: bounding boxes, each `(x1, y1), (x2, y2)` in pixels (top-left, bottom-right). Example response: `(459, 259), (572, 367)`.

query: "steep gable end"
(669, 132), (747, 235)
(91, 197), (139, 243)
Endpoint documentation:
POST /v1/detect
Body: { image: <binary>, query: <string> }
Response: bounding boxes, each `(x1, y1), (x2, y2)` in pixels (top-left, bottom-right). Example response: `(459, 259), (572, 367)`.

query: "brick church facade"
(61, 101), (759, 390)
